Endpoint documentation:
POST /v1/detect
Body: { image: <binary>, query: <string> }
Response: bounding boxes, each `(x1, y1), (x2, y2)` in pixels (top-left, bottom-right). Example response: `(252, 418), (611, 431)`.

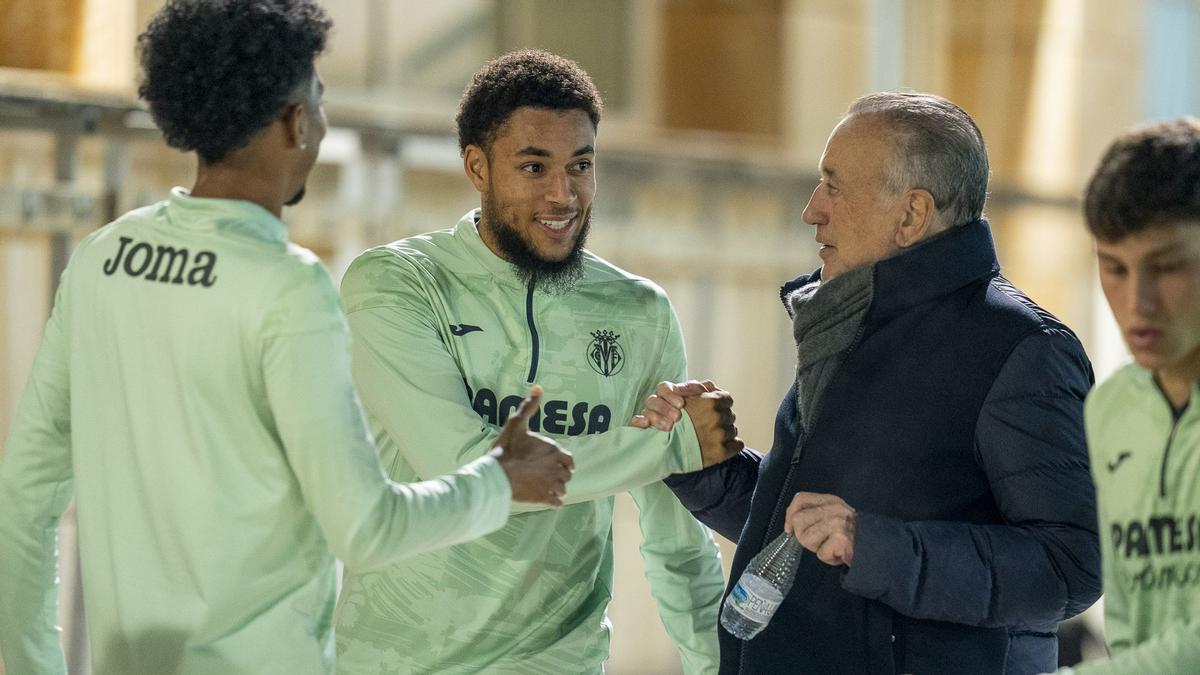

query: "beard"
(483, 190), (590, 295)
(284, 185), (306, 207)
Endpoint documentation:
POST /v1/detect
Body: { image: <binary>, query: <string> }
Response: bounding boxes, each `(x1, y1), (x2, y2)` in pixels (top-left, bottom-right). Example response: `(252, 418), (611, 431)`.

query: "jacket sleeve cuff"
(462, 454), (512, 531)
(840, 511), (910, 599)
(670, 410), (703, 474)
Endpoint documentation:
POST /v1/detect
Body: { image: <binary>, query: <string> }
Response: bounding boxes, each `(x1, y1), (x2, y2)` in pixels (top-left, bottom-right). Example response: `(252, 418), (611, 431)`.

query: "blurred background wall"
(2, 0), (1195, 672)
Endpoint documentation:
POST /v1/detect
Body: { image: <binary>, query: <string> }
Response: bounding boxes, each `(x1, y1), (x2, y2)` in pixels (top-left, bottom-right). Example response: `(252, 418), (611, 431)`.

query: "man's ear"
(895, 188), (939, 248)
(281, 103), (306, 150)
(463, 144), (489, 193)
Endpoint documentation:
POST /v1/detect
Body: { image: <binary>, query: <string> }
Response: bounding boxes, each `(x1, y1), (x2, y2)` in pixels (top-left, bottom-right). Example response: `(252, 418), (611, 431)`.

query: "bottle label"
(727, 574), (782, 624)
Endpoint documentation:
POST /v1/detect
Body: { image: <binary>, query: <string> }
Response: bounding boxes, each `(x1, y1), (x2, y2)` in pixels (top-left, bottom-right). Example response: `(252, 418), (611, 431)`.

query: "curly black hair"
(456, 49), (603, 155)
(1085, 117), (1200, 241)
(137, 0), (332, 164)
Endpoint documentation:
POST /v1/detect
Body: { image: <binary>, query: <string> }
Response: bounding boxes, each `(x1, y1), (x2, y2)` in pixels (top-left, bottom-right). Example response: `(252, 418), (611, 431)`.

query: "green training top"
(0, 189), (512, 675)
(1073, 363), (1200, 674)
(333, 210), (724, 675)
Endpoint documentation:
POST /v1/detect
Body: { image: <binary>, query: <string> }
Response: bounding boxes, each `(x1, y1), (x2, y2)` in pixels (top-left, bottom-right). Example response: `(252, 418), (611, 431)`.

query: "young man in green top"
(1066, 118), (1200, 672)
(332, 50), (741, 674)
(0, 3), (571, 674)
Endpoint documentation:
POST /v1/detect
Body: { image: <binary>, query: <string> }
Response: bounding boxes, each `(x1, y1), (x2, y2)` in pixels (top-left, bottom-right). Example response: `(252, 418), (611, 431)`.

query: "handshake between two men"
(492, 381), (748, 507)
(631, 380), (859, 567)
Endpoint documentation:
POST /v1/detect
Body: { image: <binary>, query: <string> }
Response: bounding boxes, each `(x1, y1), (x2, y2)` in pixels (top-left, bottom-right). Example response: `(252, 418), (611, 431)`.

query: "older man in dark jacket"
(638, 92), (1101, 674)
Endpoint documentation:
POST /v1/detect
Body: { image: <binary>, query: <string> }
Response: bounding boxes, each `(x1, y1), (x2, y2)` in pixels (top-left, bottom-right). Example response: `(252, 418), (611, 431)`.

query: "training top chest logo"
(588, 329), (625, 377)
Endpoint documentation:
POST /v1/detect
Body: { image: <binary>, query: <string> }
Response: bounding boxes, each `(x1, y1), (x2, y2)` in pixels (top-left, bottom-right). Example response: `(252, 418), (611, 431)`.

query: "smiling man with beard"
(480, 150), (591, 292)
(331, 49), (742, 674)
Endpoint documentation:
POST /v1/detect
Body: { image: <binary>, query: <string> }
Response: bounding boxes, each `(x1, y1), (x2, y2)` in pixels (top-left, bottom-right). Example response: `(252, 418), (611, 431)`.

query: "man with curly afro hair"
(332, 49), (733, 675)
(1061, 119), (1200, 674)
(0, 4), (572, 675)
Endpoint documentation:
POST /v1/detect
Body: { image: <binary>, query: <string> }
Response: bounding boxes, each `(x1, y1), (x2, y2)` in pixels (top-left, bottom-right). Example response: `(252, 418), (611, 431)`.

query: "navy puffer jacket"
(667, 219), (1101, 674)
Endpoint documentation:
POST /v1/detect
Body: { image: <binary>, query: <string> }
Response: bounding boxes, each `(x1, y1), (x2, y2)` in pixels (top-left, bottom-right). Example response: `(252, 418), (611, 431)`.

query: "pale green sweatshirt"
(0, 189), (512, 675)
(1072, 364), (1200, 674)
(333, 211), (723, 675)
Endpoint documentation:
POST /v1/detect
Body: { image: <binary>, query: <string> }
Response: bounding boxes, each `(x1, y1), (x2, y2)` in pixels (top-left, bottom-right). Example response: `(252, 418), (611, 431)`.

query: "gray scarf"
(786, 263), (875, 432)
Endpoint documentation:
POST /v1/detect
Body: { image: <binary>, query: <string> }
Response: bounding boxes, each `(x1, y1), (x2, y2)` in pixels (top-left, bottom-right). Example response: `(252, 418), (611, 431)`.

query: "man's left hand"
(784, 492), (857, 567)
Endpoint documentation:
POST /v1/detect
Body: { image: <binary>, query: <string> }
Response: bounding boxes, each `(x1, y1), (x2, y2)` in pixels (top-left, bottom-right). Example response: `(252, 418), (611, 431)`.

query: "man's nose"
(1133, 272), (1160, 317)
(546, 170), (575, 205)
(801, 185), (824, 226)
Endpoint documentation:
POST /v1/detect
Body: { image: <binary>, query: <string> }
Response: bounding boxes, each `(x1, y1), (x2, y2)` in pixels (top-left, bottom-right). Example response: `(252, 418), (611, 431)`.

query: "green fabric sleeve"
(0, 270), (75, 675)
(630, 480), (723, 675)
(628, 299), (721, 674)
(1090, 406), (1135, 654)
(341, 272), (702, 511)
(257, 263), (513, 572)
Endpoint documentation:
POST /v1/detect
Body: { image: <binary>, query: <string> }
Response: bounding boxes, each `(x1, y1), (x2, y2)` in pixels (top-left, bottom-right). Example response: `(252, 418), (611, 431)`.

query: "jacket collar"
(779, 218), (1001, 318)
(1127, 365), (1200, 419)
(454, 209), (523, 285)
(164, 186), (288, 246)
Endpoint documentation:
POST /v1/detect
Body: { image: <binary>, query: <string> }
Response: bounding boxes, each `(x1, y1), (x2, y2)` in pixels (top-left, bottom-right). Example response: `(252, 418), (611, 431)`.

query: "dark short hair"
(456, 49), (603, 155)
(1084, 117), (1200, 241)
(847, 92), (990, 227)
(137, 0), (332, 164)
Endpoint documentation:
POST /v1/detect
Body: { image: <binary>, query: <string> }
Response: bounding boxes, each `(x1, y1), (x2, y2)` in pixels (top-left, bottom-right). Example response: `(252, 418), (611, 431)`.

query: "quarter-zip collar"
(1129, 366), (1199, 416)
(1130, 366), (1199, 498)
(1151, 371), (1197, 418)
(454, 209), (528, 290)
(452, 210), (543, 381)
(164, 186), (288, 246)
(525, 283), (540, 383)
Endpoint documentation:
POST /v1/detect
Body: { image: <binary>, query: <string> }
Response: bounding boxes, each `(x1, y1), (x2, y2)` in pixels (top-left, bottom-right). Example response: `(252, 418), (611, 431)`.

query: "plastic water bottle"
(720, 532), (804, 640)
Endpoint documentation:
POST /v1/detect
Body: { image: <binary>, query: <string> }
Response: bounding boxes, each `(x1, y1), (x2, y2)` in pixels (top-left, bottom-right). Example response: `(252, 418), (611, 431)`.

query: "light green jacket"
(333, 211), (723, 675)
(0, 190), (512, 675)
(1073, 364), (1200, 674)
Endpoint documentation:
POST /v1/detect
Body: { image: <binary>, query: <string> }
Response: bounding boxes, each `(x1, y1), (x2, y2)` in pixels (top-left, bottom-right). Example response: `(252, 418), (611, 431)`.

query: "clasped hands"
(631, 380), (857, 567)
(629, 379), (743, 468)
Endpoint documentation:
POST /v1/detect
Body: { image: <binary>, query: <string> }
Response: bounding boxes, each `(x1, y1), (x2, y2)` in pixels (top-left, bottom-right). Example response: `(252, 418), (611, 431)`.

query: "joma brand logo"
(102, 236), (218, 287)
